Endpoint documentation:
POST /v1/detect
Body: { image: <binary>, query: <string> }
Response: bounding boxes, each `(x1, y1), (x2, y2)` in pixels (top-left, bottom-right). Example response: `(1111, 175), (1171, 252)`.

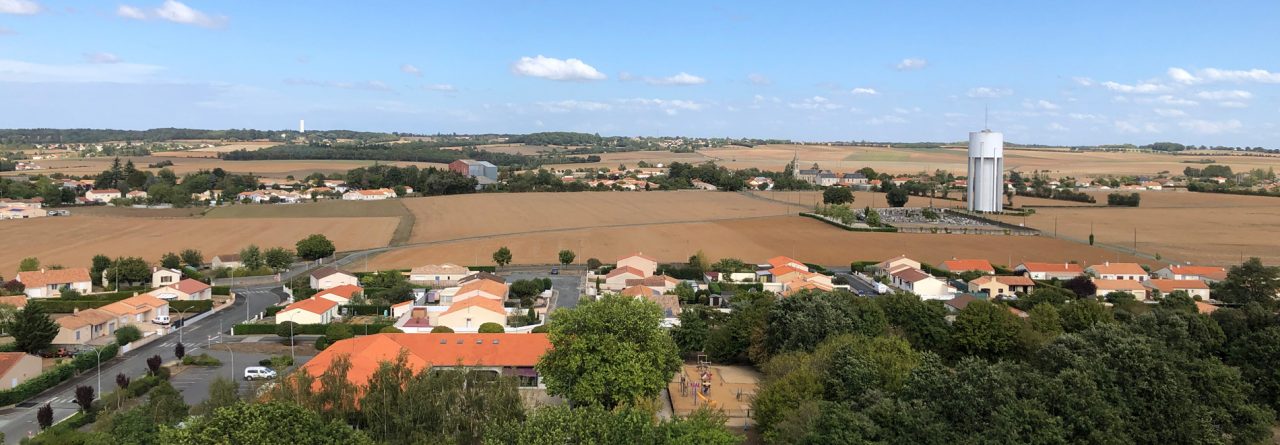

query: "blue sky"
(1, 1), (1278, 146)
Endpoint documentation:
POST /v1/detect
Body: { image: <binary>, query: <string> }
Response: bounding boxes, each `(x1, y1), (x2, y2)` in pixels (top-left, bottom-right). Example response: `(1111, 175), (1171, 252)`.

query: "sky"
(1, 0), (1278, 147)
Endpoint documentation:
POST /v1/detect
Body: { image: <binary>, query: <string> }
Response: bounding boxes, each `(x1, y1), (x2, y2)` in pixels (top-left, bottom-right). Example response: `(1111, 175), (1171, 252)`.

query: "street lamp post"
(223, 343), (235, 382)
(94, 347), (105, 400)
(174, 308), (187, 344)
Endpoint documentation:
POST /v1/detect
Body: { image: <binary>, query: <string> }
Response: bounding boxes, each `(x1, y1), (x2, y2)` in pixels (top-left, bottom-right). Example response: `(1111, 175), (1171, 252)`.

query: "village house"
(1145, 279), (1212, 300)
(315, 284), (363, 305)
(16, 268), (92, 299)
(968, 275), (1036, 298)
(603, 266), (646, 291)
(690, 179), (719, 191)
(875, 255), (922, 276)
(943, 294), (979, 313)
(748, 177), (774, 190)
(409, 263), (473, 286)
(210, 254), (241, 270)
(300, 333), (552, 389)
(0, 352), (43, 389)
(1014, 262), (1085, 280)
(1086, 262), (1148, 281)
(623, 275), (682, 293)
(840, 173), (868, 186)
(1092, 279), (1149, 300)
(151, 267), (183, 288)
(0, 200), (46, 219)
(890, 267), (953, 300)
(84, 189), (122, 203)
(310, 267), (359, 291)
(100, 294), (169, 328)
(125, 190), (148, 200)
(435, 298), (508, 331)
(275, 297), (340, 325)
(451, 279), (509, 303)
(0, 296), (27, 309)
(940, 259), (996, 275)
(617, 253), (659, 277)
(147, 279), (211, 301)
(342, 188), (397, 201)
(53, 308), (120, 346)
(1152, 265), (1228, 283)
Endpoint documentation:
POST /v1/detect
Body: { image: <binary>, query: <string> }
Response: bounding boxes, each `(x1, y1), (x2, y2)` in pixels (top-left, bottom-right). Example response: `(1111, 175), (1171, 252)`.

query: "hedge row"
(170, 300), (213, 313)
(0, 343), (118, 406)
(31, 299), (110, 313)
(799, 212), (898, 232)
(467, 266), (497, 273)
(264, 305), (285, 316)
(211, 285), (230, 296)
(233, 322), (393, 336)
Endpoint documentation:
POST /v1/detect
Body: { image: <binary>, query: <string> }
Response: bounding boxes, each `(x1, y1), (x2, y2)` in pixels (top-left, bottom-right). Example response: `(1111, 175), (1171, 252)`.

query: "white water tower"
(299, 119), (305, 133)
(966, 129), (1004, 212)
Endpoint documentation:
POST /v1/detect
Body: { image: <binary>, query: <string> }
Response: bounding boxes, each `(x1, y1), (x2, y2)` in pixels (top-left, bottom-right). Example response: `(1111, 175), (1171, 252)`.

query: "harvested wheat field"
(0, 215), (398, 273)
(363, 215), (1148, 271)
(988, 191), (1280, 266)
(401, 191), (801, 243)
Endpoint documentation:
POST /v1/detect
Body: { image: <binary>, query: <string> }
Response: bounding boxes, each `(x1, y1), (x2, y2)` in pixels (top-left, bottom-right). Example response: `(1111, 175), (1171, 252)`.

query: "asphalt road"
(835, 272), (880, 296)
(503, 270), (585, 313)
(0, 286), (286, 444)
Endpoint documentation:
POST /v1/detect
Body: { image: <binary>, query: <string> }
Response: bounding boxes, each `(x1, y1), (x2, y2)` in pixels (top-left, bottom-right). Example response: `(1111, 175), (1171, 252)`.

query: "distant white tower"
(966, 129), (1004, 212)
(299, 119), (305, 133)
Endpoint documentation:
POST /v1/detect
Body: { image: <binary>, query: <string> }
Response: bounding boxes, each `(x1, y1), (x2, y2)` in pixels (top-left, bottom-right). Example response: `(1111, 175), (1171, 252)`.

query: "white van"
(243, 366), (277, 381)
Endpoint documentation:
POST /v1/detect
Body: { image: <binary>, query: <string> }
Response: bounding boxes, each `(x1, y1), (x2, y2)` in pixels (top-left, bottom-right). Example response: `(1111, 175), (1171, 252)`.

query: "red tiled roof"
(892, 267), (934, 283)
(1087, 262), (1147, 276)
(1168, 265), (1227, 281)
(316, 284), (362, 300)
(1146, 279), (1210, 293)
(620, 285), (659, 297)
(0, 352), (36, 380)
(1195, 301), (1219, 315)
(1092, 279), (1146, 292)
(456, 279), (509, 299)
(0, 296), (28, 308)
(1018, 262), (1084, 273)
(766, 256), (807, 271)
(282, 297), (338, 315)
(605, 266), (645, 279)
(441, 297), (506, 317)
(16, 268), (91, 288)
(300, 333), (551, 386)
(942, 259), (995, 273)
(172, 279), (210, 294)
(617, 252), (658, 263)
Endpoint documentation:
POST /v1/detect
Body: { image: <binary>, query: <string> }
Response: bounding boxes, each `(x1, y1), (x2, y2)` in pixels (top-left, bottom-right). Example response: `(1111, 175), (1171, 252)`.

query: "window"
(75, 331), (81, 341)
(518, 375), (538, 387)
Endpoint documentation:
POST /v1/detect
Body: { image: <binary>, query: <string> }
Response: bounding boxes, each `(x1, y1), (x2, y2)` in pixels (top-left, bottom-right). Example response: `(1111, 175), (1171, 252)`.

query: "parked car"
(152, 315), (171, 325)
(550, 267), (559, 275)
(244, 366), (277, 381)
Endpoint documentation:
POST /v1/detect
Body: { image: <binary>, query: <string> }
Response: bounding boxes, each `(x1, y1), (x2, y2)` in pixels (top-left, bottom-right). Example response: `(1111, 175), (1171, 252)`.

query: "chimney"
(40, 268), (45, 273)
(1105, 261), (1110, 266)
(73, 307), (79, 314)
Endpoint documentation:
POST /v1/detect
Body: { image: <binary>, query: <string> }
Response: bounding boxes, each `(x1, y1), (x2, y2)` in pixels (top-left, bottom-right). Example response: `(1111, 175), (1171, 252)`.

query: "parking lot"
(502, 268), (586, 312)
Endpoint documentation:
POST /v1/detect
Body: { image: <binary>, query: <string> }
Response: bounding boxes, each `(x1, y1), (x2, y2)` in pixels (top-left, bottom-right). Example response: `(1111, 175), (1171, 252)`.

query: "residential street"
(0, 286), (287, 444)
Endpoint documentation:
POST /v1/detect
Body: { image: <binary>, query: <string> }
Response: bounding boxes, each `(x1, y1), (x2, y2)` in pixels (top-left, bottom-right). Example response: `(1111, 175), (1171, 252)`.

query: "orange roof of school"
(300, 333), (551, 386)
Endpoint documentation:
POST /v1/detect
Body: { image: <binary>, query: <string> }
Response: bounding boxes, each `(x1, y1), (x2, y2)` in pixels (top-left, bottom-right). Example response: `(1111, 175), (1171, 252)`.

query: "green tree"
(886, 187), (909, 207)
(478, 322), (505, 333)
(671, 305), (711, 353)
(12, 304), (59, 353)
(537, 295), (681, 408)
(91, 254), (112, 284)
(1226, 326), (1280, 411)
(1217, 257), (1280, 307)
(276, 321), (300, 339)
(586, 258), (603, 270)
(105, 256), (150, 286)
(145, 381), (189, 425)
(239, 245), (264, 270)
(264, 247), (294, 271)
(160, 252), (181, 270)
(485, 405), (738, 445)
(1059, 299), (1113, 333)
(951, 300), (1024, 359)
(493, 246), (513, 268)
(115, 325), (142, 345)
(179, 249), (203, 268)
(558, 249), (576, 265)
(295, 234), (337, 261)
(763, 290), (887, 355)
(430, 326), (454, 333)
(195, 377), (240, 415)
(874, 292), (950, 352)
(18, 257), (39, 272)
(158, 401), (374, 445)
(325, 323), (354, 341)
(823, 187), (854, 205)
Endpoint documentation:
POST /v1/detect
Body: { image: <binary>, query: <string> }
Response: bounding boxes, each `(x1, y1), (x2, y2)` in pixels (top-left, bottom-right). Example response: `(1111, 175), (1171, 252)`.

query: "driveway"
(503, 270), (584, 312)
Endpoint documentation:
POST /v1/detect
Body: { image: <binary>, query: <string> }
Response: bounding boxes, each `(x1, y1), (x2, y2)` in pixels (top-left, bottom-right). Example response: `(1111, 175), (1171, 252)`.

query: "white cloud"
(1046, 123), (1068, 132)
(1114, 120), (1160, 134)
(538, 100), (613, 113)
(644, 72), (706, 86)
(619, 98), (704, 115)
(967, 87), (1013, 98)
(1024, 99), (1059, 110)
(0, 58), (163, 83)
(400, 64), (421, 77)
(116, 4), (146, 19)
(1218, 101), (1248, 108)
(0, 0), (40, 15)
(423, 83), (456, 92)
(1168, 67), (1280, 84)
(850, 87), (878, 95)
(1155, 95), (1198, 106)
(1195, 90), (1252, 100)
(511, 55), (606, 81)
(1153, 108), (1186, 117)
(747, 73), (771, 85)
(1101, 80), (1168, 94)
(284, 78), (392, 91)
(896, 58), (927, 71)
(893, 107), (920, 114)
(84, 52), (122, 64)
(1179, 119), (1242, 134)
(1068, 113), (1103, 121)
(789, 96), (842, 110)
(866, 115), (907, 125)
(1072, 77), (1094, 87)
(153, 0), (226, 28)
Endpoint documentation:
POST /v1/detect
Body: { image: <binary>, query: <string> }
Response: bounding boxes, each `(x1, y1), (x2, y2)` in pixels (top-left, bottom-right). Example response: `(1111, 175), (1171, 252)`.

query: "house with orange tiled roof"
(1195, 301), (1219, 315)
(1152, 265), (1228, 283)
(1144, 279), (1211, 300)
(436, 298), (509, 331)
(452, 279), (509, 303)
(1014, 262), (1084, 280)
(621, 285), (661, 298)
(300, 333), (552, 389)
(1092, 278), (1149, 300)
(341, 188), (397, 201)
(53, 308), (120, 345)
(16, 268), (92, 299)
(765, 256), (809, 272)
(1086, 262), (1148, 281)
(875, 256), (921, 276)
(968, 275), (1036, 298)
(890, 267), (953, 300)
(0, 352), (42, 389)
(0, 296), (27, 309)
(276, 297), (340, 325)
(100, 294), (170, 327)
(623, 275), (681, 293)
(940, 259), (995, 275)
(84, 189), (121, 203)
(409, 263), (473, 285)
(146, 278), (211, 301)
(603, 266), (646, 291)
(315, 284), (363, 304)
(617, 253), (658, 277)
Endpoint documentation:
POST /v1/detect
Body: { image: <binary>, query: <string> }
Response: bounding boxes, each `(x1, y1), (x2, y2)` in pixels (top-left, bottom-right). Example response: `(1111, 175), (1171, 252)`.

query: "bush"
(264, 305), (285, 316)
(586, 258), (603, 270)
(1107, 192), (1141, 207)
(478, 322), (505, 333)
(276, 321), (299, 338)
(430, 326), (454, 333)
(314, 336), (330, 351)
(210, 285), (231, 295)
(257, 355), (294, 368)
(114, 325), (142, 345)
(181, 353), (222, 367)
(378, 326), (403, 333)
(170, 300), (213, 314)
(530, 324), (549, 333)
(325, 323), (354, 341)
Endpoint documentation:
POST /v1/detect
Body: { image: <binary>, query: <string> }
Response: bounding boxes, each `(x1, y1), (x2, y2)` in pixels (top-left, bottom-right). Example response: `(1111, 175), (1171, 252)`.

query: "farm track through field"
(389, 200), (415, 246)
